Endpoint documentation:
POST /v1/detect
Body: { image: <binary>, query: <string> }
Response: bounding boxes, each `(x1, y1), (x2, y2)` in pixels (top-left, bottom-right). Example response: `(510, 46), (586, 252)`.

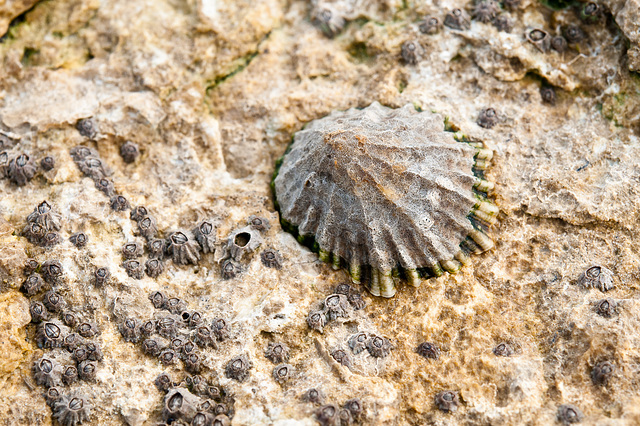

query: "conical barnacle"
(53, 393), (92, 426)
(41, 156), (55, 171)
(77, 156), (107, 180)
(401, 40), (424, 65)
(248, 215), (270, 232)
(194, 220), (216, 254)
(578, 265), (614, 292)
(30, 301), (49, 323)
(122, 241), (143, 259)
(366, 335), (392, 358)
(348, 332), (368, 355)
(310, 5), (346, 38)
(33, 357), (62, 388)
(137, 215), (158, 240)
(444, 8), (471, 30)
(224, 226), (263, 262)
(8, 153), (36, 186)
(36, 320), (68, 349)
(41, 260), (64, 285)
(167, 231), (201, 265)
(273, 102), (496, 297)
(526, 29), (551, 53)
(224, 354), (253, 382)
(419, 17), (441, 34)
(0, 151), (9, 178)
(472, 0), (499, 23)
(22, 273), (48, 296)
(260, 248), (283, 269)
(27, 201), (62, 231)
(322, 294), (350, 321)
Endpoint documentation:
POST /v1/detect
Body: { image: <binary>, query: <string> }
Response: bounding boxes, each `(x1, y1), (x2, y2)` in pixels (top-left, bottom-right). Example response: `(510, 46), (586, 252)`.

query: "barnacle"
(307, 310), (327, 332)
(162, 387), (200, 422)
(265, 342), (290, 364)
(41, 156), (55, 171)
(63, 333), (84, 352)
(143, 338), (162, 356)
(78, 157), (107, 180)
(224, 226), (263, 262)
(366, 335), (392, 358)
(149, 238), (166, 259)
(416, 342), (440, 360)
(26, 202), (62, 233)
(110, 195), (131, 211)
(338, 408), (352, 425)
(171, 337), (185, 352)
(135, 215), (157, 240)
(211, 318), (229, 341)
(141, 319), (155, 336)
(224, 354), (253, 382)
(323, 294), (350, 320)
(578, 265), (614, 292)
(213, 414), (231, 426)
(43, 290), (66, 313)
(184, 353), (202, 374)
(130, 205), (149, 221)
(33, 357), (62, 387)
(78, 322), (99, 338)
(311, 6), (345, 38)
(84, 341), (103, 361)
(527, 29), (551, 53)
(591, 361), (614, 385)
(155, 373), (173, 392)
(62, 311), (79, 328)
(594, 298), (616, 317)
(444, 9), (470, 30)
(73, 347), (88, 363)
(42, 232), (62, 247)
(419, 17), (441, 34)
(347, 292), (365, 310)
(221, 259), (241, 279)
(248, 215), (270, 232)
(76, 118), (98, 139)
(122, 241), (143, 259)
(401, 40), (424, 65)
(145, 258), (164, 278)
(167, 231), (201, 265)
(23, 258), (40, 275)
(95, 178), (115, 196)
(348, 332), (368, 355)
(472, 0), (499, 23)
(477, 108), (498, 129)
(502, 0), (520, 9)
(434, 391), (459, 413)
(182, 340), (197, 357)
(123, 259), (144, 279)
(273, 103), (496, 297)
(557, 404), (584, 424)
(77, 360), (97, 381)
(41, 260), (64, 285)
(493, 14), (512, 32)
(302, 388), (325, 405)
(331, 349), (351, 367)
(194, 220), (216, 254)
(551, 36), (568, 53)
(316, 405), (339, 426)
(157, 316), (179, 338)
(36, 320), (67, 349)
(8, 153), (36, 186)
(45, 387), (63, 408)
(186, 312), (202, 328)
(344, 399), (363, 420)
(272, 364), (294, 384)
(0, 151), (9, 177)
(193, 325), (216, 348)
(540, 86), (556, 105)
(580, 2), (602, 23)
(493, 342), (514, 357)
(23, 222), (46, 245)
(166, 297), (187, 314)
(22, 273), (48, 296)
(53, 393), (92, 426)
(119, 318), (141, 343)
(149, 291), (167, 309)
(62, 366), (79, 386)
(70, 146), (98, 162)
(70, 232), (88, 248)
(563, 25), (586, 43)
(30, 301), (49, 323)
(94, 267), (110, 286)
(120, 141), (140, 163)
(159, 348), (177, 365)
(192, 412), (214, 426)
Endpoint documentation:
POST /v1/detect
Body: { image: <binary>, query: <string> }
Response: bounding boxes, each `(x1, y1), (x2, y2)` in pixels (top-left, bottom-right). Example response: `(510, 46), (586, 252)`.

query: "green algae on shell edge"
(272, 102), (497, 297)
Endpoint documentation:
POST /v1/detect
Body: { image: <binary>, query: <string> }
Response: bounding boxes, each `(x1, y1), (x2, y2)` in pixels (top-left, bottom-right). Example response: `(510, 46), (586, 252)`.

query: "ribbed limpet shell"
(272, 102), (496, 297)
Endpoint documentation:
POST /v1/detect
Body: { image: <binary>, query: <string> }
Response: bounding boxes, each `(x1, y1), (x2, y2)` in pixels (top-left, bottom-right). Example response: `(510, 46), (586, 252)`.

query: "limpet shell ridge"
(272, 102), (496, 297)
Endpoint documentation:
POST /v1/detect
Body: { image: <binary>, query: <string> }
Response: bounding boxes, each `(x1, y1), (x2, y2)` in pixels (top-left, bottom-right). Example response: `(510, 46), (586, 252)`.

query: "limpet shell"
(273, 102), (496, 297)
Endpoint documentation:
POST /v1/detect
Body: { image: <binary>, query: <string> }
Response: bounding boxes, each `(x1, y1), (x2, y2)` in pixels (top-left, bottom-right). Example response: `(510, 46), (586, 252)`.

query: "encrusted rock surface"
(1, 0), (640, 425)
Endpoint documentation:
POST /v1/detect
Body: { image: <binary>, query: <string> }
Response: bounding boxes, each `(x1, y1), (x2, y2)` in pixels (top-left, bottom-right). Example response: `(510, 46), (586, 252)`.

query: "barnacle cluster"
(306, 285), (366, 332)
(22, 201), (63, 248)
(311, 398), (364, 426)
(273, 102), (496, 297)
(158, 381), (234, 425)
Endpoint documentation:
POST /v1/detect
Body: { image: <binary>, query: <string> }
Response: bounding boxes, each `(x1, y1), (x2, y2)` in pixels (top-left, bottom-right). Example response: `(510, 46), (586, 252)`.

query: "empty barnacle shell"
(167, 231), (201, 265)
(401, 40), (424, 65)
(272, 102), (496, 297)
(8, 153), (36, 186)
(69, 232), (88, 248)
(444, 8), (470, 30)
(472, 0), (499, 23)
(260, 248), (283, 269)
(419, 16), (441, 34)
(224, 354), (253, 382)
(53, 393), (92, 426)
(248, 215), (270, 232)
(311, 5), (346, 38)
(578, 265), (614, 292)
(194, 220), (216, 254)
(265, 342), (291, 364)
(434, 391), (459, 413)
(225, 226), (263, 262)
(526, 29), (551, 53)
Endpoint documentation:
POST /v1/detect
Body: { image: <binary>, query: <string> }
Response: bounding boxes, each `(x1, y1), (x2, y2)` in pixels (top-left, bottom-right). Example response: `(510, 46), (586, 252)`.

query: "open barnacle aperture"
(272, 102), (497, 297)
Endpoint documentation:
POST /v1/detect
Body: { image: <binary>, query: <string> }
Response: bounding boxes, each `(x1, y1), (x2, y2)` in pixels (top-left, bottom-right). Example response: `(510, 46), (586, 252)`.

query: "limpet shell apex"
(273, 102), (496, 297)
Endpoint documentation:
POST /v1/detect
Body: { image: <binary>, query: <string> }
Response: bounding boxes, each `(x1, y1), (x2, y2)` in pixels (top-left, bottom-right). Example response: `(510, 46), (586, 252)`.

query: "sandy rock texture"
(1, 0), (640, 425)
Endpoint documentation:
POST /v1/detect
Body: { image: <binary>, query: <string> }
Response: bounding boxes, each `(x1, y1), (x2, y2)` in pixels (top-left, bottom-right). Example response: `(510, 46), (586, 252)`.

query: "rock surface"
(1, 0), (640, 425)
